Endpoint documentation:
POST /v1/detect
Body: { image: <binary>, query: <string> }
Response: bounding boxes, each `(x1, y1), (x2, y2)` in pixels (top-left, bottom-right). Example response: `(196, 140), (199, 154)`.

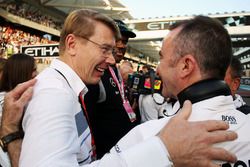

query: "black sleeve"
(237, 104), (250, 115)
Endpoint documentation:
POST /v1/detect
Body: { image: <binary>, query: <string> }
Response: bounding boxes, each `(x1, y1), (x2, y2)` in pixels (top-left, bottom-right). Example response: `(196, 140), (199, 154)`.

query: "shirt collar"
(50, 59), (88, 96)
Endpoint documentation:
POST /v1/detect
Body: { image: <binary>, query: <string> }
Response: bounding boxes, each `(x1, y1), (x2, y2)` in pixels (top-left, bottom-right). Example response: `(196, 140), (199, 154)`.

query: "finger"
(194, 120), (229, 132)
(206, 130), (238, 144)
(16, 87), (34, 108)
(207, 147), (237, 163)
(10, 79), (37, 98)
(206, 162), (221, 167)
(198, 161), (221, 167)
(175, 100), (192, 120)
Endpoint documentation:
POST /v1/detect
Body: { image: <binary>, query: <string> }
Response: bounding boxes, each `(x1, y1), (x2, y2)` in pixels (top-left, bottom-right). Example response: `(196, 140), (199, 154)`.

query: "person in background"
(0, 53), (37, 115)
(138, 66), (176, 122)
(141, 64), (151, 74)
(119, 60), (135, 101)
(84, 19), (139, 159)
(119, 60), (134, 85)
(224, 56), (250, 114)
(112, 15), (249, 166)
(0, 53), (37, 167)
(139, 93), (176, 123)
(0, 11), (238, 167)
(0, 58), (6, 81)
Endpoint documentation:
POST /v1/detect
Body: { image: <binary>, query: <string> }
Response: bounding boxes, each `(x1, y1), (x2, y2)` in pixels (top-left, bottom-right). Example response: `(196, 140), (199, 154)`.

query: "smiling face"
(157, 28), (185, 98)
(67, 21), (116, 84)
(113, 36), (129, 63)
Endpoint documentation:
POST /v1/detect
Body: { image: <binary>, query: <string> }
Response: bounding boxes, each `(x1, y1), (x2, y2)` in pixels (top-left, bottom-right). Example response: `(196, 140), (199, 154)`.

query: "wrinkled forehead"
(117, 35), (129, 43)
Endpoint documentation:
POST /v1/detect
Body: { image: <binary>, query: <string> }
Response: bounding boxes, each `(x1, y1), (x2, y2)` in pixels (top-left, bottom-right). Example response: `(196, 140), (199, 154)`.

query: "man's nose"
(106, 53), (116, 65)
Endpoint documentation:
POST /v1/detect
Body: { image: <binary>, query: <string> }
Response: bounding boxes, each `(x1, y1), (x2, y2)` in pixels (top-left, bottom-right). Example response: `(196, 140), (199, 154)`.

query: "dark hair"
(0, 58), (7, 72)
(171, 16), (232, 79)
(59, 9), (121, 54)
(230, 56), (243, 79)
(0, 53), (35, 91)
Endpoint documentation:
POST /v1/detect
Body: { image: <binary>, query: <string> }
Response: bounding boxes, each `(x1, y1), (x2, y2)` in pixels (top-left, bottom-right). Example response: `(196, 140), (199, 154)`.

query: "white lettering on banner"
(147, 21), (176, 30)
(23, 45), (59, 57)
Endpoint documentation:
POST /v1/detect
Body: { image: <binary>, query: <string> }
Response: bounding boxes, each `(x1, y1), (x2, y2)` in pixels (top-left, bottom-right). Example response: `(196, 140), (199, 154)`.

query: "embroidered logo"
(221, 115), (237, 124)
(109, 78), (116, 87)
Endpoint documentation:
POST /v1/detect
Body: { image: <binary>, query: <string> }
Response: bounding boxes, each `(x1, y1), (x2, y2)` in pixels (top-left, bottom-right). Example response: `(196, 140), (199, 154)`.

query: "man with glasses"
(84, 19), (139, 159)
(3, 9), (119, 166)
(0, 10), (238, 167)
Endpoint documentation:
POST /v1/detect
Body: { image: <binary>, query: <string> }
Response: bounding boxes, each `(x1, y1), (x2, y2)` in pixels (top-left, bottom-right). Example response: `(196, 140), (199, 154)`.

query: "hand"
(0, 78), (37, 136)
(159, 100), (237, 167)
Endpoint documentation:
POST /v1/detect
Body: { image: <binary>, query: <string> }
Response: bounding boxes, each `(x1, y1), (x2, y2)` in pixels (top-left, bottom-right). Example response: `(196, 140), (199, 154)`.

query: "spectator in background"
(224, 56), (250, 114)
(0, 25), (57, 56)
(0, 53), (37, 167)
(139, 93), (176, 123)
(119, 60), (134, 85)
(119, 60), (139, 113)
(0, 58), (6, 80)
(0, 53), (37, 119)
(141, 64), (151, 74)
(138, 67), (176, 123)
(0, 57), (6, 122)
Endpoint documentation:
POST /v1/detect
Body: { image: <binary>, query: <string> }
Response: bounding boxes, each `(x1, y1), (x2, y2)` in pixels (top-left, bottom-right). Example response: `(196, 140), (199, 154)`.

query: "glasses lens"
(101, 47), (113, 55)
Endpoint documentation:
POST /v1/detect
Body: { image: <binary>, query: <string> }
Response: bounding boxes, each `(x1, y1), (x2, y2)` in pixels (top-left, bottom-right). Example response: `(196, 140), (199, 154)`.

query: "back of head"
(142, 65), (151, 74)
(59, 9), (120, 54)
(171, 16), (232, 79)
(0, 53), (35, 91)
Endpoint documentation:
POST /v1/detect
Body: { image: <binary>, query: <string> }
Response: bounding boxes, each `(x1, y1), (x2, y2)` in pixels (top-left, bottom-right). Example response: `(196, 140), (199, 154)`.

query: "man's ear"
(232, 77), (241, 91)
(179, 54), (196, 78)
(65, 34), (77, 56)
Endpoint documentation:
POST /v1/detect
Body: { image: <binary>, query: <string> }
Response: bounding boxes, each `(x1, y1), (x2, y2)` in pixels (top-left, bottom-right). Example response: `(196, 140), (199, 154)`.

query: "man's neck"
(177, 79), (231, 107)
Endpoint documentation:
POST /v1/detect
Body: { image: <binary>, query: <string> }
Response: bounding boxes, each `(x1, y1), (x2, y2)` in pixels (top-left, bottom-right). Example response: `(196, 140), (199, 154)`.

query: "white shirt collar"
(50, 59), (88, 96)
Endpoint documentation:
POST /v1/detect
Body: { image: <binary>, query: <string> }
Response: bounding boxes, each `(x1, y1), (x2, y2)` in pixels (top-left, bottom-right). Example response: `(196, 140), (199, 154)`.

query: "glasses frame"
(75, 35), (115, 56)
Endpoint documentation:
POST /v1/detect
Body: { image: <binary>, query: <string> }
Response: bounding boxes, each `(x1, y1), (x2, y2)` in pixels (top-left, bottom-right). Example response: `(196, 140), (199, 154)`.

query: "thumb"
(175, 100), (192, 120)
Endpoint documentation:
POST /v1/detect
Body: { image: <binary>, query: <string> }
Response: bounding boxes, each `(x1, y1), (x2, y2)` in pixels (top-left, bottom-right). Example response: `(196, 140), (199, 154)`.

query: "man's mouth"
(96, 67), (105, 72)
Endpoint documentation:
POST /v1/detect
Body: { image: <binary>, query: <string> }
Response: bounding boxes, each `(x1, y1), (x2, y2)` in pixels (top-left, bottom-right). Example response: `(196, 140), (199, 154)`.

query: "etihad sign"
(147, 21), (176, 30)
(129, 20), (177, 31)
(21, 44), (59, 57)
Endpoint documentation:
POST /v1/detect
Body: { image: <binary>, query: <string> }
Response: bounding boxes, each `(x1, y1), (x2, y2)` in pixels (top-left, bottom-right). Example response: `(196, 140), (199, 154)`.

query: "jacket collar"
(177, 79), (231, 107)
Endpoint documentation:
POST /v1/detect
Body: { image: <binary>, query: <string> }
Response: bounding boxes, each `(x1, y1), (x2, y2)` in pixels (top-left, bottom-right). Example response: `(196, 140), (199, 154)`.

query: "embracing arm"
(0, 79), (36, 167)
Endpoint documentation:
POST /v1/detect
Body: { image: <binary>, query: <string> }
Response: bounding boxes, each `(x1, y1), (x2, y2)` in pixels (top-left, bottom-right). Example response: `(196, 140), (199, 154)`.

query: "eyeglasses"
(76, 35), (115, 56)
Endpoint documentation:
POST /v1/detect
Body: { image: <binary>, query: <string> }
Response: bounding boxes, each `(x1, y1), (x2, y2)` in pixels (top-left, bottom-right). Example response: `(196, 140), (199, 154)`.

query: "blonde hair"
(59, 9), (120, 54)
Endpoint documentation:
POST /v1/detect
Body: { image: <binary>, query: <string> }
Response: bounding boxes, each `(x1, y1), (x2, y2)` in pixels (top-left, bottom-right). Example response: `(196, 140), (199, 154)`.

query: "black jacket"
(84, 66), (139, 159)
